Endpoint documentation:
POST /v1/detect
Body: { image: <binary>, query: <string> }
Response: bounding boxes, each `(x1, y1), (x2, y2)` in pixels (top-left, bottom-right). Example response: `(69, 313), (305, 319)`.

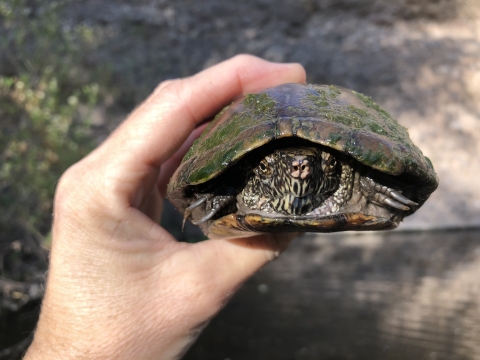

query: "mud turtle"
(167, 84), (438, 239)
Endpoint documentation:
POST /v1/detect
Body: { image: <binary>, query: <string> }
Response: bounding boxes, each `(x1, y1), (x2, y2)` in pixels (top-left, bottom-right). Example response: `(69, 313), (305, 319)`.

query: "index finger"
(96, 54), (306, 205)
(117, 55), (305, 168)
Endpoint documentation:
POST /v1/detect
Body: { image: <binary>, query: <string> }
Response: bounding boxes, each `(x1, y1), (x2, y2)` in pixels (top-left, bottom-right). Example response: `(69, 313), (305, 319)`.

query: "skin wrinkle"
(178, 79), (213, 125)
(138, 186), (163, 223)
(108, 99), (188, 171)
(39, 249), (165, 358)
(55, 175), (216, 352)
(59, 262), (170, 358)
(65, 161), (127, 216)
(108, 212), (162, 253)
(64, 164), (159, 250)
(164, 245), (241, 316)
(52, 198), (113, 254)
(100, 146), (161, 210)
(142, 281), (216, 355)
(146, 97), (196, 146)
(24, 56), (306, 360)
(234, 68), (246, 95)
(139, 78), (222, 160)
(152, 79), (177, 95)
(128, 164), (161, 208)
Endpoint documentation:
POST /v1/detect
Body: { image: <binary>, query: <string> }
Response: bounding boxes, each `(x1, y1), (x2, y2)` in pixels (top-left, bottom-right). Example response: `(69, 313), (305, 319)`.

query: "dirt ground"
(2, 0), (480, 358)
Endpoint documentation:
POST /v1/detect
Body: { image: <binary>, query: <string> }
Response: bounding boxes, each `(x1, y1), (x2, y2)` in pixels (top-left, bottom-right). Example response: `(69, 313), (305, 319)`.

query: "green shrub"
(0, 0), (108, 242)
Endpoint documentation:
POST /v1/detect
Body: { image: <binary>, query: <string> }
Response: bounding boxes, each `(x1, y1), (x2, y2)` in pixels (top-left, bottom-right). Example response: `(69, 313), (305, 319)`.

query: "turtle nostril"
(293, 165), (299, 171)
(300, 164), (311, 179)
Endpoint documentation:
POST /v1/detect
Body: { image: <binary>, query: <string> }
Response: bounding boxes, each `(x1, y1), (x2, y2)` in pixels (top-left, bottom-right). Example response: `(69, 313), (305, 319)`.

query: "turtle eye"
(322, 153), (338, 174)
(257, 160), (272, 176)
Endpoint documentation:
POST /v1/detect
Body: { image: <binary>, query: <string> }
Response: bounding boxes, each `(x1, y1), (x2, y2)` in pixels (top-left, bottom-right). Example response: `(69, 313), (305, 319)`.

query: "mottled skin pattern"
(236, 145), (418, 220)
(241, 147), (339, 215)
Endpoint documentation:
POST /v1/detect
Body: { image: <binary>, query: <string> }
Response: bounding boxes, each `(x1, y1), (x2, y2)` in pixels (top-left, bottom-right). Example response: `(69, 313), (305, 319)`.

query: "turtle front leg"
(183, 194), (235, 227)
(360, 176), (418, 211)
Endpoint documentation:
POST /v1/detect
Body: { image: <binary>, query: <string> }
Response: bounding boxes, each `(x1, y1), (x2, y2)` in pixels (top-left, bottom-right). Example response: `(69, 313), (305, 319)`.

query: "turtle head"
(257, 148), (321, 197)
(242, 146), (340, 215)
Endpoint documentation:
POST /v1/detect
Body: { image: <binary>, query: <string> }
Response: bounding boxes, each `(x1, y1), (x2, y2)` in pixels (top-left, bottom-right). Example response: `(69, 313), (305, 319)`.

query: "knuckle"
(54, 163), (84, 216)
(55, 163), (82, 200)
(153, 78), (182, 95)
(150, 78), (189, 109)
(232, 53), (261, 64)
(54, 160), (102, 216)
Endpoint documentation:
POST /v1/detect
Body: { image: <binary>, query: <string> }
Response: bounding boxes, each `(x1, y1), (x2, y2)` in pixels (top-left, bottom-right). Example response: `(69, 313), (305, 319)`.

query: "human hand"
(24, 55), (306, 360)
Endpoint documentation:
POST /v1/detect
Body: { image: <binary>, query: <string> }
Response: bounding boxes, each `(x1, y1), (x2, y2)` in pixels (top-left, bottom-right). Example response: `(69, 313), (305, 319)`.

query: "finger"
(157, 124), (208, 198)
(191, 233), (298, 301)
(96, 55), (306, 206)
(117, 55), (306, 167)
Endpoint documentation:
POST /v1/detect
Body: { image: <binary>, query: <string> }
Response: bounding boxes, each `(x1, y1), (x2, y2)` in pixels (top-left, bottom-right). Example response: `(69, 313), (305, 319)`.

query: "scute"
(168, 84), (438, 208)
(207, 213), (393, 239)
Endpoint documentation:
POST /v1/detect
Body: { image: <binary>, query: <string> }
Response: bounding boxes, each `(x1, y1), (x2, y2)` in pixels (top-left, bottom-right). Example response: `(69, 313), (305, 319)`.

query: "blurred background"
(1, 0), (480, 359)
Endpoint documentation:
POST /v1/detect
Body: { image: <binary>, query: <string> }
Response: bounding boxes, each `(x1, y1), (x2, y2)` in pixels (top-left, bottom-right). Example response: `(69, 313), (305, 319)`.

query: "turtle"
(167, 83), (438, 239)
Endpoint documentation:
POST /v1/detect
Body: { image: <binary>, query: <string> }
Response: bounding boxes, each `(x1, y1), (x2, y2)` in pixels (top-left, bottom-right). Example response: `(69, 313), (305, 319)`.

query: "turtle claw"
(360, 176), (418, 212)
(382, 197), (410, 211)
(186, 195), (209, 210)
(389, 190), (418, 207)
(183, 194), (235, 227)
(183, 194), (212, 229)
(192, 207), (219, 225)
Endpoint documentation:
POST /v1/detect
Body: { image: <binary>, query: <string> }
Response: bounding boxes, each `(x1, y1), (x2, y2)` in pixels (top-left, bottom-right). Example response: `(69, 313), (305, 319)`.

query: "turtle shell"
(167, 83), (438, 238)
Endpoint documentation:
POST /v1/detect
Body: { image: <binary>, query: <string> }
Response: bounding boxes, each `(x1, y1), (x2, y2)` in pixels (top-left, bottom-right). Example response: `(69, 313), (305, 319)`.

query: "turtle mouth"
(269, 193), (321, 215)
(236, 192), (340, 219)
